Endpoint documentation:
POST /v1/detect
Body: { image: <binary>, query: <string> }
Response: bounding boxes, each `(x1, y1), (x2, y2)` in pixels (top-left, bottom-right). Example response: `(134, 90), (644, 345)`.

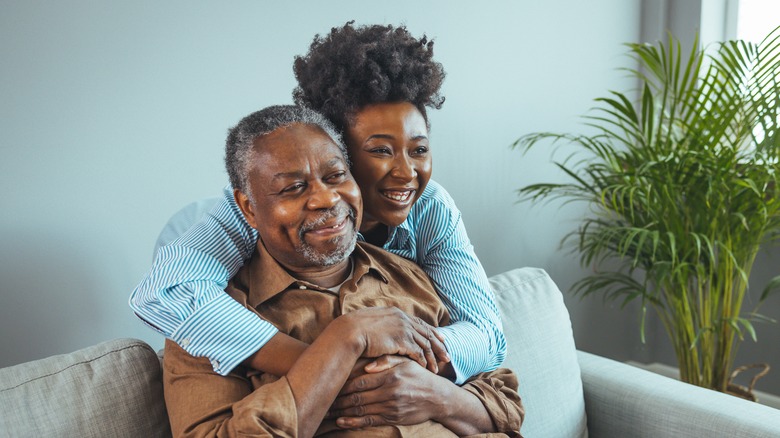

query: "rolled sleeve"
(462, 368), (524, 437)
(163, 340), (298, 437)
(228, 377), (299, 437)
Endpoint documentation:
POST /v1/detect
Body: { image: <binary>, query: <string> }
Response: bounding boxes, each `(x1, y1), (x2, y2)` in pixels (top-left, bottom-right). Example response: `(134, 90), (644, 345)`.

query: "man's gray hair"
(225, 105), (348, 193)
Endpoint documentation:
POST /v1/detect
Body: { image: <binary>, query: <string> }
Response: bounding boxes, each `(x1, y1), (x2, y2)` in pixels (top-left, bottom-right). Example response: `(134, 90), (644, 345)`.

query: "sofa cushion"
(491, 267), (587, 438)
(0, 338), (170, 437)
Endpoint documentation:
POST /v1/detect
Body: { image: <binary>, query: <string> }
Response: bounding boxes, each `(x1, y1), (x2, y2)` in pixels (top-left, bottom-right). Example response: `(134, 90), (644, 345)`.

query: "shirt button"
(299, 285), (307, 290)
(181, 338), (190, 348)
(211, 359), (220, 370)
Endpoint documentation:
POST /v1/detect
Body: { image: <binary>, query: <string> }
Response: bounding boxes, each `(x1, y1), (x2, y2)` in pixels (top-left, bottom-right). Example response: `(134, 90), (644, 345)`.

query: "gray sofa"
(2, 267), (780, 437)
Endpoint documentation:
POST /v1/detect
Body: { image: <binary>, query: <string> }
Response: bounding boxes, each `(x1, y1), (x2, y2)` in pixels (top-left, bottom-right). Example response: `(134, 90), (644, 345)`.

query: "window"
(736, 0), (780, 43)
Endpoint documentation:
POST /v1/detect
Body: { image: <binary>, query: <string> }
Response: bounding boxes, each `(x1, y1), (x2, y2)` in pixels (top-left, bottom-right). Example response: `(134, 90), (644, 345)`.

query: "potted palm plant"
(514, 27), (780, 395)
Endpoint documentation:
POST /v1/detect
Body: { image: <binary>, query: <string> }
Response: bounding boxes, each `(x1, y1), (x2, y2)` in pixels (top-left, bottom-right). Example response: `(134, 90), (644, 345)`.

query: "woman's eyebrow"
(365, 133), (395, 141)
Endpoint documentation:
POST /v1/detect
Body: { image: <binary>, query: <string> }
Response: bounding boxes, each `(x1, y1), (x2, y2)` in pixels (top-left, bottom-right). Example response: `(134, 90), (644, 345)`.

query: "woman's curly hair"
(293, 21), (446, 132)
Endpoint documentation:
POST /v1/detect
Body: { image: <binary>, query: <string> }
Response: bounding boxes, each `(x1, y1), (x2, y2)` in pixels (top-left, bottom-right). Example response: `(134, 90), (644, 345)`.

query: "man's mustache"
(298, 204), (357, 237)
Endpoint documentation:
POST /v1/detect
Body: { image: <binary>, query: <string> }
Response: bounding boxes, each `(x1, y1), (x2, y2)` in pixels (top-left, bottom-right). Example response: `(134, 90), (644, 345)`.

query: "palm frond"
(514, 26), (780, 392)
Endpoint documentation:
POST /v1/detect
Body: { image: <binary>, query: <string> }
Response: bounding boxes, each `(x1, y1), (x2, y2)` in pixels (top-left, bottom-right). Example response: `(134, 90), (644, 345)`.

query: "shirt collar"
(356, 222), (413, 249)
(244, 240), (389, 309)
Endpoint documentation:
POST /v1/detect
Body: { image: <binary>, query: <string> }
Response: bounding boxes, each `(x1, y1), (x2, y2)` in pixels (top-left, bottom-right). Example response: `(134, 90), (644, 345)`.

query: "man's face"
(237, 123), (362, 269)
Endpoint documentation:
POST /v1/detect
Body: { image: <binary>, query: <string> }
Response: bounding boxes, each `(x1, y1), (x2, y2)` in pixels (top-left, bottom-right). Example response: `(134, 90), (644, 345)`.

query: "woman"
(131, 21), (506, 422)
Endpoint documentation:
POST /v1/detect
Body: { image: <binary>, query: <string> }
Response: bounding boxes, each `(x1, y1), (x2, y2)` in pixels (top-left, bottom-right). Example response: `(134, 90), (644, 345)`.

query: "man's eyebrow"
(366, 134), (429, 141)
(325, 157), (346, 167)
(270, 156), (346, 181)
(270, 171), (303, 181)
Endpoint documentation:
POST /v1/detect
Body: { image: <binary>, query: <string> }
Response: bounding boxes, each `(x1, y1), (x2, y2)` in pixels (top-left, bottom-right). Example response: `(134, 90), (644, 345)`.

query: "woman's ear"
(234, 189), (258, 230)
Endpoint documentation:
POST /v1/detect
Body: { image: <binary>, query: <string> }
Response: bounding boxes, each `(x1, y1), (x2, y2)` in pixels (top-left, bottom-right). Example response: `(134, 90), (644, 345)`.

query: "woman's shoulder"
(407, 179), (462, 231)
(415, 179), (458, 211)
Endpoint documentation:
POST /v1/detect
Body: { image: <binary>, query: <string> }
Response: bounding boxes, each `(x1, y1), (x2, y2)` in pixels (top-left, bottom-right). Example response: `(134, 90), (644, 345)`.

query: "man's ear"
(234, 189), (258, 230)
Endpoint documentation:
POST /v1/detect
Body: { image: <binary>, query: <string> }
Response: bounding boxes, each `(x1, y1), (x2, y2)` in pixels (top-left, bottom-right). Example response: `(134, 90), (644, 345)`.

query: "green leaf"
(761, 275), (780, 301)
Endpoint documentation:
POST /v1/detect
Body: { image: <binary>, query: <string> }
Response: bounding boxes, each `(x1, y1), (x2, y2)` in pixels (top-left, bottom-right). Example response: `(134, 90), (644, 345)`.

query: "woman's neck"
(360, 223), (389, 247)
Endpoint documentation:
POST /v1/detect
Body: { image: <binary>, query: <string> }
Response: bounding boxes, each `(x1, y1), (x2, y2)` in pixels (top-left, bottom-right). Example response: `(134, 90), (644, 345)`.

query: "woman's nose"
(390, 155), (415, 181)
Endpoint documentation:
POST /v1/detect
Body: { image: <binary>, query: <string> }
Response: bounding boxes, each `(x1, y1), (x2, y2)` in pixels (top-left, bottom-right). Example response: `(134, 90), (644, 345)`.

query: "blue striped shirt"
(129, 179), (506, 383)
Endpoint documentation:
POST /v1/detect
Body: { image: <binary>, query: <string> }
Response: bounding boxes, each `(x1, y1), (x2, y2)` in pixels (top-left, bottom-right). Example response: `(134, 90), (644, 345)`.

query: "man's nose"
(306, 181), (340, 210)
(390, 154), (415, 181)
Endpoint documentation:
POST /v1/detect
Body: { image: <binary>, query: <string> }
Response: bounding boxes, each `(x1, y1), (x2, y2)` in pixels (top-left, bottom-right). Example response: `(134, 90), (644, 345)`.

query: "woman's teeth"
(383, 191), (412, 201)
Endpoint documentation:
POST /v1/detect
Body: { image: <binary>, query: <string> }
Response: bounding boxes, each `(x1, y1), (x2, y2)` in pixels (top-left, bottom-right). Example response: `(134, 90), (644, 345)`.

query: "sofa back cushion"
(491, 267), (588, 438)
(0, 338), (170, 437)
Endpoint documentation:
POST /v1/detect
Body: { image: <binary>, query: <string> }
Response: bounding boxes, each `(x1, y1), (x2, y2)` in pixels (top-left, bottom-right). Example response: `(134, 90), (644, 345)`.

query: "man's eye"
(327, 171), (347, 182)
(282, 183), (306, 193)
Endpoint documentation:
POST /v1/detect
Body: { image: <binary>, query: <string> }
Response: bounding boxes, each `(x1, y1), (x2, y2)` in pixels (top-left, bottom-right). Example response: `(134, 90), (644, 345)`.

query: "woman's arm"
(397, 180), (507, 383)
(130, 187), (445, 376)
(130, 186), (278, 375)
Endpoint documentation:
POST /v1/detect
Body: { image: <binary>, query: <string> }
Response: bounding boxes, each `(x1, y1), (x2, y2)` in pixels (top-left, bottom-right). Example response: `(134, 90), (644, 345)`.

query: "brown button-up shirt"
(164, 241), (523, 437)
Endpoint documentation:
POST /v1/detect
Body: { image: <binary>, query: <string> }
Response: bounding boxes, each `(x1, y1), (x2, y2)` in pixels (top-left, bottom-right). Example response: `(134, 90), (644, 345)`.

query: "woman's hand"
(343, 307), (449, 373)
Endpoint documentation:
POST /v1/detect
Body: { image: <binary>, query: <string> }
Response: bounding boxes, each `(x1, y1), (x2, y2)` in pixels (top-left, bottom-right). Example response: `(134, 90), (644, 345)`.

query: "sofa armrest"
(577, 350), (780, 437)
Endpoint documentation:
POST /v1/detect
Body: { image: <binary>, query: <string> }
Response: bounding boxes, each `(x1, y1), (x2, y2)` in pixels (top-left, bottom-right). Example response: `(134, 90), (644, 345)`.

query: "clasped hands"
(327, 307), (456, 430)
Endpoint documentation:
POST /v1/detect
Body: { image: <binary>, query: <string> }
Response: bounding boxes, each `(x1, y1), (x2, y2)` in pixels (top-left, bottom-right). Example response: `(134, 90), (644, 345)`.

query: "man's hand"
(328, 359), (453, 429)
(344, 307), (449, 373)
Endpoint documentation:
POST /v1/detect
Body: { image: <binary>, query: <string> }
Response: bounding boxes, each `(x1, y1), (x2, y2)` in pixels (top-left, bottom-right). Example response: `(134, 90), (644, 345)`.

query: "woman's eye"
(412, 146), (429, 155)
(369, 147), (392, 155)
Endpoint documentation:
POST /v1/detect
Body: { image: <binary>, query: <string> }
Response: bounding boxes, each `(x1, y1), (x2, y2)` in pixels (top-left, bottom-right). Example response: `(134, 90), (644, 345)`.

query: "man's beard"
(297, 204), (358, 266)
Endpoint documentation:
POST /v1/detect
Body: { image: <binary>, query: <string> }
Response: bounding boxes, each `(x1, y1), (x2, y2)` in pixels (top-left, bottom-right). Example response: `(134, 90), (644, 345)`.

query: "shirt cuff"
(436, 321), (493, 384)
(232, 376), (299, 436)
(171, 293), (278, 375)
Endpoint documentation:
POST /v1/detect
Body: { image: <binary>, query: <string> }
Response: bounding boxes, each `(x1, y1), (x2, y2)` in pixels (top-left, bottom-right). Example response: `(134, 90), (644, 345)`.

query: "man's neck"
(286, 257), (352, 289)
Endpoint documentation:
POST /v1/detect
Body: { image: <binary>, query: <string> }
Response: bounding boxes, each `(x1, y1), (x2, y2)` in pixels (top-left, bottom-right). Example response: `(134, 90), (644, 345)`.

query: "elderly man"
(162, 105), (523, 438)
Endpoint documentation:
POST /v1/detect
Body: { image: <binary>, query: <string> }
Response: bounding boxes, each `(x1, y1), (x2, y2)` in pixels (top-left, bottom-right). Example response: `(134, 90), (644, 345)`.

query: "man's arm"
(164, 308), (438, 438)
(244, 309), (446, 377)
(330, 359), (523, 436)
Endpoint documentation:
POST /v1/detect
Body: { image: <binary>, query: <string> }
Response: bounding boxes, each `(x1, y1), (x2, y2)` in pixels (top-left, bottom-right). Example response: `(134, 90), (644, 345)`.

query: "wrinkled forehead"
(249, 123), (347, 179)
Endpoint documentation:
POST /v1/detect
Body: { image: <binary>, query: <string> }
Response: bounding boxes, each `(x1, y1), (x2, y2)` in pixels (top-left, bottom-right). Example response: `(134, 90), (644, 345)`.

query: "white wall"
(3, 0), (778, 395)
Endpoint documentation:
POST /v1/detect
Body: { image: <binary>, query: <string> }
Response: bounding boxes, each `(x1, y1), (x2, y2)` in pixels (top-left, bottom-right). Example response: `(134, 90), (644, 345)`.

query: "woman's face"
(345, 101), (432, 232)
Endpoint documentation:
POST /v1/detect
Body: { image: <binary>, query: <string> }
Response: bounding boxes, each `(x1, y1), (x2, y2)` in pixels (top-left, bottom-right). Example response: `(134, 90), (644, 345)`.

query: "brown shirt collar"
(235, 240), (391, 309)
